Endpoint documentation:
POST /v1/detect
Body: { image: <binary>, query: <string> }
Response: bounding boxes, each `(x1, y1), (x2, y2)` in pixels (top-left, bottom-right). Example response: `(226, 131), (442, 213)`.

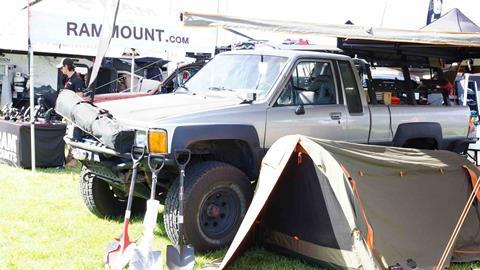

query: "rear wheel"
(164, 161), (253, 252)
(79, 166), (146, 218)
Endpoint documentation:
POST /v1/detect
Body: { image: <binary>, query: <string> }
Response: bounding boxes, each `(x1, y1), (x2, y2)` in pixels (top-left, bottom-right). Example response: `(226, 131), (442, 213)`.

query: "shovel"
(104, 146), (146, 270)
(129, 154), (166, 270)
(166, 150), (194, 270)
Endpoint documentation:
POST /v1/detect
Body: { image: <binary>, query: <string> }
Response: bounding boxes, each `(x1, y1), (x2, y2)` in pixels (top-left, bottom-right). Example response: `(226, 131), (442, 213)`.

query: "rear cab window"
(338, 61), (363, 114)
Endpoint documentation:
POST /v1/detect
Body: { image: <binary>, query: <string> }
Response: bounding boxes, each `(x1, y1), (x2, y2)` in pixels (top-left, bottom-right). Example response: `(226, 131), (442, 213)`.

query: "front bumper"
(65, 136), (176, 166)
(66, 136), (128, 159)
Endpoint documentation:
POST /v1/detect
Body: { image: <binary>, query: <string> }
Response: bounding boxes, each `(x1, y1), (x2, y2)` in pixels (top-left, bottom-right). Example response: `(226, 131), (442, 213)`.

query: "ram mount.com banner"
(30, 12), (215, 56)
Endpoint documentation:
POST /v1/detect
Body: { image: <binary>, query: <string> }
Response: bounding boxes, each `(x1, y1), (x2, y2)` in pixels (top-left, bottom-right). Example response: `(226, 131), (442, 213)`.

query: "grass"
(0, 164), (317, 270)
(0, 163), (478, 270)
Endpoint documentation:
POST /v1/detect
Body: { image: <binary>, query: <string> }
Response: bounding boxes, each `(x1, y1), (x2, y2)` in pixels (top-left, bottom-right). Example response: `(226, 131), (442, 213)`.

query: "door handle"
(329, 112), (342, 120)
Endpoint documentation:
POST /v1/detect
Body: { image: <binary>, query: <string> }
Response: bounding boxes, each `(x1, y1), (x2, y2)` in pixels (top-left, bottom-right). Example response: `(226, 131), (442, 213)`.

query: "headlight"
(147, 129), (168, 154)
(134, 130), (147, 147)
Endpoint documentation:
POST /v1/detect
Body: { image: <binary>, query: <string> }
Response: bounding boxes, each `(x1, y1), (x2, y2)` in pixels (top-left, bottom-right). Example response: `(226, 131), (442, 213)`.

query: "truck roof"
(220, 49), (352, 61)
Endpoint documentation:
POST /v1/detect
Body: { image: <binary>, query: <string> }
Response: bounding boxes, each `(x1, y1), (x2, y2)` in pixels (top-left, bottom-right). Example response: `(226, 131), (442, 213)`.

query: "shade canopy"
(182, 12), (480, 47)
(421, 8), (480, 33)
(338, 9), (480, 65)
(182, 11), (480, 66)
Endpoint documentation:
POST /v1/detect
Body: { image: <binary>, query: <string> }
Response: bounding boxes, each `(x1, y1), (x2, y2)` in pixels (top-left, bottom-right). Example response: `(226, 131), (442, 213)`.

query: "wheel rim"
(199, 187), (241, 239)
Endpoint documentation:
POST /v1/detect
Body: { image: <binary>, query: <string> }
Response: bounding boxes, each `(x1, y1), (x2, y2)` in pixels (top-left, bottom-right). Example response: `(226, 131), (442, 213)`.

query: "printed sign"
(30, 12), (215, 57)
(0, 131), (18, 164)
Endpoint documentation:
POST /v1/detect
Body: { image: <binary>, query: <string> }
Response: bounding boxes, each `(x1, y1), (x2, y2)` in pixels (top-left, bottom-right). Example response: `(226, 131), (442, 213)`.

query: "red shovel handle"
(120, 218), (132, 250)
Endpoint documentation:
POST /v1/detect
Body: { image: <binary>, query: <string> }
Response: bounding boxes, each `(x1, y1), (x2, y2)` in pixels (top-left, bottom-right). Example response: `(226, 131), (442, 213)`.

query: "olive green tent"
(219, 135), (480, 269)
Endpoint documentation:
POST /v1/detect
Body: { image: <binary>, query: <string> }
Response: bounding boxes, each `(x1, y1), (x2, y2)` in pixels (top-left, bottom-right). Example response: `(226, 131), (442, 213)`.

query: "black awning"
(338, 8), (480, 67)
(337, 38), (480, 66)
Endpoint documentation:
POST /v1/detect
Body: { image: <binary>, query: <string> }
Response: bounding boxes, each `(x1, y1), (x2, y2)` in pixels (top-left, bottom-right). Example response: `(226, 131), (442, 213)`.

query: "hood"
(92, 91), (154, 103)
(97, 92), (244, 127)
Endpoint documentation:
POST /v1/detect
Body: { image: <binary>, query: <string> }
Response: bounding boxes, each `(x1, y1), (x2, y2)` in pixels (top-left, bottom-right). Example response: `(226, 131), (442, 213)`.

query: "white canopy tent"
(0, 0), (216, 172)
(0, 1), (218, 100)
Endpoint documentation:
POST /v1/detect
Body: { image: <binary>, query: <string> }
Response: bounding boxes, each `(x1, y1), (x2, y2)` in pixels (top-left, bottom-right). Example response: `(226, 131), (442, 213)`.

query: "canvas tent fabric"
(421, 8), (480, 33)
(219, 135), (480, 270)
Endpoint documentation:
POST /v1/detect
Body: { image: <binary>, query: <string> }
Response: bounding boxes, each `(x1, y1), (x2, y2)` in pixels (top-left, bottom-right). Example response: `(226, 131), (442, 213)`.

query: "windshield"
(183, 54), (288, 97)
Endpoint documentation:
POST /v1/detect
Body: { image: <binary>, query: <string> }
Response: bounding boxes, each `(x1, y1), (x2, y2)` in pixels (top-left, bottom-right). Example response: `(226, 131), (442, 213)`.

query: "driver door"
(265, 60), (347, 148)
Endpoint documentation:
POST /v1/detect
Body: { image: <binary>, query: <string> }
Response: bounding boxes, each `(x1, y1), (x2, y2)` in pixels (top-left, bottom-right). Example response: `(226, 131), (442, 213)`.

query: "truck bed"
(388, 105), (469, 139)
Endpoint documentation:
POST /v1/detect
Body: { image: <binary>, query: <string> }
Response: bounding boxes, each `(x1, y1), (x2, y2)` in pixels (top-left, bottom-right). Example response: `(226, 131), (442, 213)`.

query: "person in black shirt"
(57, 58), (84, 96)
(57, 58), (85, 166)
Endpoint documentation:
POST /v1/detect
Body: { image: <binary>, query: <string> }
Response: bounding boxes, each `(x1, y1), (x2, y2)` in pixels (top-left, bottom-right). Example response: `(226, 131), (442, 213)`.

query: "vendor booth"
(0, 0), (217, 171)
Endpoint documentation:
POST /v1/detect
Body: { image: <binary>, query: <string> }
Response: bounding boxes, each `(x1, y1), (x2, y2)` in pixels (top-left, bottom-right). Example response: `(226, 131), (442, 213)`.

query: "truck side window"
(338, 61), (363, 114)
(276, 61), (337, 106)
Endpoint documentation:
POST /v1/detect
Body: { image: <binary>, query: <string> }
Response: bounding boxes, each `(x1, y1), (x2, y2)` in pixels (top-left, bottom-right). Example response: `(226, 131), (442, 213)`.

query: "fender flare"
(171, 124), (263, 174)
(392, 122), (443, 148)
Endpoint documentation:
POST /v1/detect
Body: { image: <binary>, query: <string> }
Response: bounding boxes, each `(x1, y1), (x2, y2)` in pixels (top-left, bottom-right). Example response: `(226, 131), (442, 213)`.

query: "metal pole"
(130, 48), (135, 92)
(27, 0), (36, 174)
(462, 73), (470, 106)
(29, 49), (35, 173)
(380, 0), (389, 27)
(215, 0), (220, 47)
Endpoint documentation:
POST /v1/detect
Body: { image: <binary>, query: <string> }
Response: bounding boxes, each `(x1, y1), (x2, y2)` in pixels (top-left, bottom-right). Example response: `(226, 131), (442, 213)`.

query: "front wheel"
(79, 166), (146, 218)
(164, 161), (253, 252)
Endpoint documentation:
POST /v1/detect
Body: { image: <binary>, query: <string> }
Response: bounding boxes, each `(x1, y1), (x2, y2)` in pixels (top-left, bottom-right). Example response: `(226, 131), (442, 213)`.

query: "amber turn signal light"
(148, 129), (167, 154)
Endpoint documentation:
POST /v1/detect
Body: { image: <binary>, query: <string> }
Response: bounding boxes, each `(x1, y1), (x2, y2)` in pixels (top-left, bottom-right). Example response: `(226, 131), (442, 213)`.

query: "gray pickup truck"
(68, 50), (471, 251)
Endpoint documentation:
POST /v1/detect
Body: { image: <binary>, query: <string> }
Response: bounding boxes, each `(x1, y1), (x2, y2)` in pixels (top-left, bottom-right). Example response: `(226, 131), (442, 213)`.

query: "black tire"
(164, 161), (253, 252)
(79, 166), (146, 218)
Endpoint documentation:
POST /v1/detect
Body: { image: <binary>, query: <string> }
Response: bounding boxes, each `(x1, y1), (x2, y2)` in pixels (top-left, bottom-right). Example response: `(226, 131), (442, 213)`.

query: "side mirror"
(176, 70), (191, 87)
(295, 104), (305, 115)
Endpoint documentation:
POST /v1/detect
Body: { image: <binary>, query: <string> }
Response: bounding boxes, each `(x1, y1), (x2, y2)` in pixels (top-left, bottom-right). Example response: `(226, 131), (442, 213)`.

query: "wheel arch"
(392, 122), (443, 150)
(171, 125), (263, 179)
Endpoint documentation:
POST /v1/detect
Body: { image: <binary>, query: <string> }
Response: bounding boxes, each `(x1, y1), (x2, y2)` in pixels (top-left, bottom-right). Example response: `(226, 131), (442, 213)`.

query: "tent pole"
(434, 174), (480, 270)
(27, 0), (36, 174)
